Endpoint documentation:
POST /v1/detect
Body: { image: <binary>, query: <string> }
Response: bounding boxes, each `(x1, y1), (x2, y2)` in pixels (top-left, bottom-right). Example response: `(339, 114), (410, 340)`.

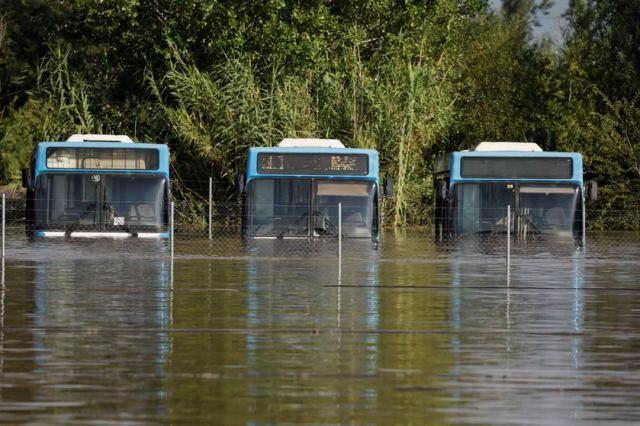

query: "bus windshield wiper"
(65, 203), (97, 237)
(474, 229), (504, 235)
(311, 210), (339, 236)
(104, 203), (138, 237)
(276, 212), (308, 239)
(518, 211), (540, 234)
(274, 210), (341, 238)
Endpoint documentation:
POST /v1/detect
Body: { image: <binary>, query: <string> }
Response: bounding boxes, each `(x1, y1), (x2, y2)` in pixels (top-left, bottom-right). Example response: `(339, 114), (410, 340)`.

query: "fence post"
(582, 199), (586, 248)
(208, 177), (212, 240)
(1, 194), (5, 259)
(1, 255), (4, 337)
(170, 201), (175, 258)
(506, 204), (511, 267)
(338, 202), (342, 266)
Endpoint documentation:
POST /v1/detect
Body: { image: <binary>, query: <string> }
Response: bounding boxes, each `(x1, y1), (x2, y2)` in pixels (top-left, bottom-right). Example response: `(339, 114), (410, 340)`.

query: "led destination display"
(461, 157), (573, 179)
(257, 153), (369, 175)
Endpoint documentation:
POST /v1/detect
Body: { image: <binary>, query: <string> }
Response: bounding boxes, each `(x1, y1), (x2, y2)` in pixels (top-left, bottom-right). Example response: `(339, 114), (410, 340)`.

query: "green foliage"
(564, 0), (640, 100)
(0, 0), (639, 226)
(553, 0), (640, 214)
(501, 0), (554, 24)
(580, 91), (640, 213)
(150, 29), (455, 224)
(0, 45), (98, 182)
(598, 93), (640, 180)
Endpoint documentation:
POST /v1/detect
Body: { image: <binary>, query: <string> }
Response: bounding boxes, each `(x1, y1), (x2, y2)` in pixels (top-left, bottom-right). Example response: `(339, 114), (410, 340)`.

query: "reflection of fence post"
(208, 177), (212, 240)
(338, 202), (342, 265)
(507, 204), (511, 266)
(1, 194), (5, 258)
(170, 201), (175, 258)
(582, 199), (586, 248)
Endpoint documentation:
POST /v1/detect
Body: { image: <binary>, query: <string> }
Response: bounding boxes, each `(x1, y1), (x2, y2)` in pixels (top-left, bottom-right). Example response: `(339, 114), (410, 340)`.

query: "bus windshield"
(455, 182), (514, 234)
(455, 182), (580, 235)
(518, 185), (579, 234)
(35, 173), (167, 230)
(248, 179), (376, 238)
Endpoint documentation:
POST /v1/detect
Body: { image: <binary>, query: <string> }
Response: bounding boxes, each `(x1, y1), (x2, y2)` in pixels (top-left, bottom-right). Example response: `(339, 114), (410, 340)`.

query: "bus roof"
(455, 150), (580, 158)
(278, 138), (344, 148)
(246, 146), (380, 181)
(66, 134), (134, 143)
(471, 141), (543, 152)
(35, 141), (168, 150)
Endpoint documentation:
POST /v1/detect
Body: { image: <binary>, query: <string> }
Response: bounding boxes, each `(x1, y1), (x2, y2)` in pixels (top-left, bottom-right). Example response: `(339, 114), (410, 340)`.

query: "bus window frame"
(451, 181), (584, 238)
(44, 147), (161, 171)
(245, 177), (379, 239)
(33, 171), (170, 232)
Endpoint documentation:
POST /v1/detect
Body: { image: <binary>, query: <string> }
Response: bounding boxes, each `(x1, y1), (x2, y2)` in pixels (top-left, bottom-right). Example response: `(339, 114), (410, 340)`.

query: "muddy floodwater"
(1, 234), (640, 424)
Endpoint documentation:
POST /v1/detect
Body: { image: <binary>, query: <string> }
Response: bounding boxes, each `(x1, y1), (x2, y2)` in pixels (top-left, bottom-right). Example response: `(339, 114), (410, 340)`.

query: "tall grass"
(0, 44), (98, 183)
(150, 37), (455, 225)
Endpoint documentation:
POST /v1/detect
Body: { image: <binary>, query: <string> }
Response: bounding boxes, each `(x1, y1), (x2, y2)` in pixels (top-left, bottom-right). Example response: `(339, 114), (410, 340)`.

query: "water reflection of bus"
(238, 139), (392, 240)
(447, 252), (585, 423)
(434, 142), (595, 242)
(2, 257), (172, 419)
(243, 256), (380, 422)
(22, 134), (170, 238)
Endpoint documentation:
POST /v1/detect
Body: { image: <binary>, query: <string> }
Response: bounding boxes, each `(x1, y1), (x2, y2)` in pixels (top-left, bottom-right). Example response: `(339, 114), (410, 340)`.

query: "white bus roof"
(278, 138), (345, 148)
(66, 134), (134, 143)
(472, 142), (543, 152)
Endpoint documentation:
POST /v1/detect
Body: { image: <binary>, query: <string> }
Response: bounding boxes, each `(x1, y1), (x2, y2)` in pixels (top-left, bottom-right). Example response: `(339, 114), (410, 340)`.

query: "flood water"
(1, 233), (640, 424)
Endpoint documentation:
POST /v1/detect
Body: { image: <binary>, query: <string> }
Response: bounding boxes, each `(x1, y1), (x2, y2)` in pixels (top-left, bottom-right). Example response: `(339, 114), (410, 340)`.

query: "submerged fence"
(1, 196), (640, 260)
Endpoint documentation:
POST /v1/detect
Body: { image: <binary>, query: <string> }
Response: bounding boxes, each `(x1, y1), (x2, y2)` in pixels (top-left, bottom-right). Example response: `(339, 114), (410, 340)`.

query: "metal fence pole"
(208, 177), (212, 240)
(506, 204), (511, 266)
(1, 256), (4, 344)
(170, 201), (175, 258)
(582, 198), (586, 248)
(338, 202), (342, 265)
(1, 194), (5, 259)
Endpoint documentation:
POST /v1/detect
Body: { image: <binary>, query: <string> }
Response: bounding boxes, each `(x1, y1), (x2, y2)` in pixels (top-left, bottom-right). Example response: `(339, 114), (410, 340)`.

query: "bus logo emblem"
(91, 174), (101, 182)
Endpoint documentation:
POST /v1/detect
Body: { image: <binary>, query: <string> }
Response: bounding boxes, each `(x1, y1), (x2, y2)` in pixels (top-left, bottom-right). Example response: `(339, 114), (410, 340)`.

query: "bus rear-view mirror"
(235, 174), (245, 195)
(383, 176), (394, 197)
(22, 168), (32, 190)
(438, 180), (448, 200)
(588, 180), (598, 202)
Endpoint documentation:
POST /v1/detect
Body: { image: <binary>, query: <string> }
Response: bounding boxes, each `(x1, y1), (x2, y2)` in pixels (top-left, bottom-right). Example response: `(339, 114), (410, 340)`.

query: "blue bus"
(433, 142), (595, 241)
(22, 134), (170, 238)
(238, 139), (391, 239)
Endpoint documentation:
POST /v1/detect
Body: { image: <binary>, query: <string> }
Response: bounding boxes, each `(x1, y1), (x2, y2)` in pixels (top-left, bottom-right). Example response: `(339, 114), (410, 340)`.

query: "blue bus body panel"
(449, 151), (584, 188)
(34, 142), (170, 179)
(246, 147), (380, 183)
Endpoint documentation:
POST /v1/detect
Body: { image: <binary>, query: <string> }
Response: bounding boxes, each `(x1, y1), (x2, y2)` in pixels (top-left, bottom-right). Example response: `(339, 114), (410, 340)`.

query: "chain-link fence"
(1, 195), (640, 260)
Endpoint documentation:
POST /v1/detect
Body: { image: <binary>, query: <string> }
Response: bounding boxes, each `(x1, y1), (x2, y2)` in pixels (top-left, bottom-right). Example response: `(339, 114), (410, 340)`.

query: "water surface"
(1, 234), (639, 424)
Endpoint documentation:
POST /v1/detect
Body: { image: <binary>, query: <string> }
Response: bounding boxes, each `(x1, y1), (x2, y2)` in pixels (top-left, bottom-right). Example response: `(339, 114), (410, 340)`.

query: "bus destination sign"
(257, 153), (369, 175)
(461, 157), (573, 179)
